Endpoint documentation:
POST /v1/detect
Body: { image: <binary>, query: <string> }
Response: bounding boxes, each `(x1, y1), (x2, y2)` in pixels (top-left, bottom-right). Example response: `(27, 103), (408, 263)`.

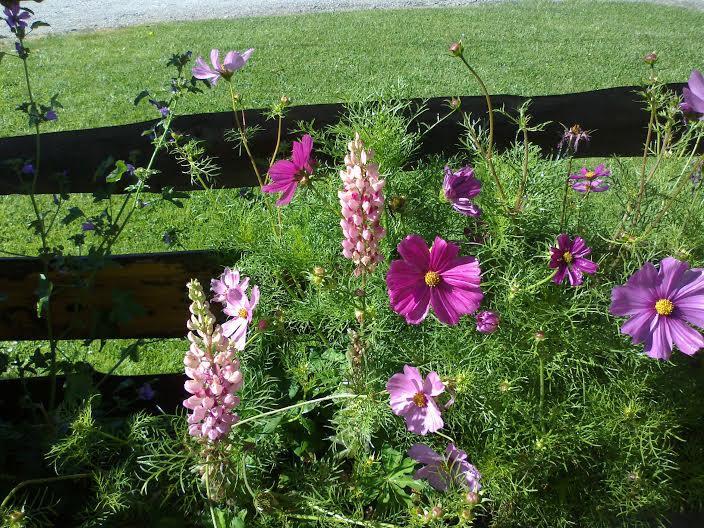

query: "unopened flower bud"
(280, 95), (291, 106)
(450, 96), (461, 110)
(534, 330), (545, 341)
(389, 195), (407, 213)
(9, 511), (25, 522)
(355, 308), (365, 325)
(430, 506), (444, 519)
(449, 41), (463, 57)
(643, 51), (657, 65)
(465, 491), (480, 505)
(257, 319), (268, 332)
(460, 509), (474, 521)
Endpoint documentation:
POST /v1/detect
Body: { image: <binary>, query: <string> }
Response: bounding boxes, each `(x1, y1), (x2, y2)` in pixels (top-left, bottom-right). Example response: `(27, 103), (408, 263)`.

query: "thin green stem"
(514, 124), (530, 211)
(269, 114), (283, 170)
(559, 158), (573, 233)
(229, 84), (264, 189)
(538, 354), (545, 412)
(523, 270), (558, 294)
(204, 467), (219, 528)
(235, 393), (360, 429)
(1, 473), (90, 511)
(458, 55), (506, 202)
(290, 505), (402, 528)
(633, 102), (657, 223)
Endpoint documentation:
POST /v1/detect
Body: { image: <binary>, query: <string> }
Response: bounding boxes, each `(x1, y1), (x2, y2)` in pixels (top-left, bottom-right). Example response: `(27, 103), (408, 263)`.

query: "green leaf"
(106, 160), (129, 183)
(61, 206), (85, 225)
(36, 274), (53, 318)
(31, 21), (50, 30)
(133, 90), (151, 107)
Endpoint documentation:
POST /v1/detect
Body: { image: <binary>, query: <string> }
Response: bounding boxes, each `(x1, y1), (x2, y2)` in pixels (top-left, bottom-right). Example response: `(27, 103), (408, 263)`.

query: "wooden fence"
(0, 84), (687, 340)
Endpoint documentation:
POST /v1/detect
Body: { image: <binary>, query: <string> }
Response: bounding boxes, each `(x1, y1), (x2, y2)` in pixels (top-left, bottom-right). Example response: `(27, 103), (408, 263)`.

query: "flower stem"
(1, 473), (90, 511)
(538, 354), (545, 412)
(523, 270), (558, 294)
(290, 505), (402, 528)
(204, 466), (219, 528)
(558, 158), (573, 233)
(514, 123), (530, 212)
(234, 393), (361, 429)
(269, 114), (284, 170)
(229, 84), (264, 189)
(633, 102), (657, 224)
(458, 55), (506, 202)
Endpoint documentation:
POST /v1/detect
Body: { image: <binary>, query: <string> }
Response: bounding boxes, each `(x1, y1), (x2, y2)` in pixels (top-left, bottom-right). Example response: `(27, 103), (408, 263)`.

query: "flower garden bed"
(2, 3), (704, 528)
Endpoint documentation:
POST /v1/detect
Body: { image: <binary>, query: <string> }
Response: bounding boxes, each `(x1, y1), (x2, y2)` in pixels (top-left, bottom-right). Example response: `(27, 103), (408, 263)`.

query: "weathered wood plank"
(0, 251), (229, 340)
(0, 85), (687, 195)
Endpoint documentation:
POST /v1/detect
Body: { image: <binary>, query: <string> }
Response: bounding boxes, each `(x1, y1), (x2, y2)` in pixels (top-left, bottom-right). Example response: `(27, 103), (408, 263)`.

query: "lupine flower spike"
(570, 164), (610, 193)
(192, 48), (254, 86)
(549, 234), (598, 287)
(408, 443), (482, 492)
(262, 134), (315, 206)
(339, 133), (386, 276)
(183, 279), (244, 442)
(442, 165), (481, 217)
(387, 365), (445, 435)
(386, 235), (483, 325)
(610, 257), (704, 360)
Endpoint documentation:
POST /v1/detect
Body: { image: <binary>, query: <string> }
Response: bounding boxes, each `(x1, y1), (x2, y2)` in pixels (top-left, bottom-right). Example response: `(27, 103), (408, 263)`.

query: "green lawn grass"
(1, 0), (704, 137)
(1, 0), (703, 376)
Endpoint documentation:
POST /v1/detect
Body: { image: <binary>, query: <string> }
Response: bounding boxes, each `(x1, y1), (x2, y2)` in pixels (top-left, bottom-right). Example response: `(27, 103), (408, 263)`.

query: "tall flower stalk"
(450, 41), (507, 202)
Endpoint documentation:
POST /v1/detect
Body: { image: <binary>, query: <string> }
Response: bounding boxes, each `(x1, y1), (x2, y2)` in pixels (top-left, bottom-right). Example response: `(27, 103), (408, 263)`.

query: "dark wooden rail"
(0, 85), (692, 340)
(0, 85), (686, 195)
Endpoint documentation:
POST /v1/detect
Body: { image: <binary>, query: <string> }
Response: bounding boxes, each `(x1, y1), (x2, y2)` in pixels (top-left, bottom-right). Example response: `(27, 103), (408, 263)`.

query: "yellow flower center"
(585, 171), (596, 180)
(238, 308), (248, 319)
(412, 392), (428, 408)
(424, 271), (441, 287)
(654, 299), (674, 316)
(562, 251), (573, 264)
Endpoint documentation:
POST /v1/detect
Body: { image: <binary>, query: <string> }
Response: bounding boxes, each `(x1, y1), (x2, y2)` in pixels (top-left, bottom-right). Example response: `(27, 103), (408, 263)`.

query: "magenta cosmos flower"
(549, 234), (598, 287)
(408, 443), (482, 492)
(681, 69), (704, 121)
(558, 123), (590, 154)
(192, 48), (254, 86)
(570, 164), (610, 193)
(262, 134), (315, 206)
(442, 165), (481, 217)
(387, 365), (444, 435)
(610, 257), (704, 360)
(386, 236), (483, 325)
(475, 310), (499, 334)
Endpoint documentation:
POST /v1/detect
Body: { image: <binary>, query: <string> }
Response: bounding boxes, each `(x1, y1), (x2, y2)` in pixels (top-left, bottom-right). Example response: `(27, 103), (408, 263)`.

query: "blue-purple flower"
(681, 69), (704, 121)
(442, 165), (481, 217)
(3, 2), (30, 31)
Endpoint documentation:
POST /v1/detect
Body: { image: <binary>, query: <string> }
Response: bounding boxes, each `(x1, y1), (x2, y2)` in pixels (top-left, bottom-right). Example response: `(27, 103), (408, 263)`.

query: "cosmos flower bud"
(449, 41), (463, 57)
(534, 330), (546, 341)
(388, 195), (407, 213)
(465, 491), (480, 505)
(280, 95), (291, 106)
(430, 506), (444, 519)
(450, 96), (461, 110)
(643, 52), (657, 65)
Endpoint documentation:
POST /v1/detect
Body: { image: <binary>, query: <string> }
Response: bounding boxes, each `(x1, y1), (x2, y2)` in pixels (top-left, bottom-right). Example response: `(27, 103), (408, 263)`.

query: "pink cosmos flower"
(549, 234), (598, 287)
(211, 267), (249, 306)
(475, 310), (499, 334)
(262, 134), (315, 206)
(442, 165), (481, 217)
(408, 443), (482, 492)
(610, 257), (704, 360)
(386, 235), (483, 325)
(222, 285), (260, 351)
(387, 365), (444, 435)
(569, 164), (610, 193)
(192, 48), (254, 86)
(681, 69), (704, 121)
(339, 133), (386, 276)
(558, 123), (590, 154)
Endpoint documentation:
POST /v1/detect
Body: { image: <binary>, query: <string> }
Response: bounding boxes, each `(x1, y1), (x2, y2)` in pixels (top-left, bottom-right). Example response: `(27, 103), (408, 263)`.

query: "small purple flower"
(610, 257), (704, 360)
(408, 443), (482, 492)
(475, 311), (499, 334)
(192, 48), (254, 86)
(44, 110), (57, 121)
(558, 123), (590, 154)
(570, 164), (610, 193)
(549, 234), (598, 287)
(3, 2), (30, 31)
(81, 221), (95, 232)
(681, 69), (704, 121)
(211, 267), (248, 306)
(21, 162), (34, 175)
(137, 382), (155, 401)
(442, 165), (481, 217)
(387, 365), (444, 435)
(126, 163), (136, 176)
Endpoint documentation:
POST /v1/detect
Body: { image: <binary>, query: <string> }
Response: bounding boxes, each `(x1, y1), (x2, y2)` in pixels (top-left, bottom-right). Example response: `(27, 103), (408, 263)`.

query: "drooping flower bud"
(449, 41), (463, 57)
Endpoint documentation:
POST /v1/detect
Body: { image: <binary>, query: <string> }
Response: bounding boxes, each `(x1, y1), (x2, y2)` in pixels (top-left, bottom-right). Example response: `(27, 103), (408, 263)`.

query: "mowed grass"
(1, 0), (703, 376)
(1, 0), (704, 137)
